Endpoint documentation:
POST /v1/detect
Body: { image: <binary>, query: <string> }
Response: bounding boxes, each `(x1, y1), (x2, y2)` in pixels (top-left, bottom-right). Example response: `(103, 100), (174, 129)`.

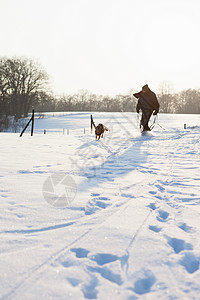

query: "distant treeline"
(37, 88), (200, 115)
(1, 56), (200, 130)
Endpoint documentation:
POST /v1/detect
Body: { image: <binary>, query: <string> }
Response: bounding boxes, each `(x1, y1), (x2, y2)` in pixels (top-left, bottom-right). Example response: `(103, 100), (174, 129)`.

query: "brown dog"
(91, 115), (109, 140)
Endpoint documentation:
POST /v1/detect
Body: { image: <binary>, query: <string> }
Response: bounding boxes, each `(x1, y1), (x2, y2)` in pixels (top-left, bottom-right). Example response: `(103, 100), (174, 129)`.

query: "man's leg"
(145, 110), (153, 130)
(141, 111), (149, 131)
(141, 110), (152, 131)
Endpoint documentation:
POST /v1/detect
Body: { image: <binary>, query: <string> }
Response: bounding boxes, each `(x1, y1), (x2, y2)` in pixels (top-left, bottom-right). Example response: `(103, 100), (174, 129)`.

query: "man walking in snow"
(133, 84), (160, 132)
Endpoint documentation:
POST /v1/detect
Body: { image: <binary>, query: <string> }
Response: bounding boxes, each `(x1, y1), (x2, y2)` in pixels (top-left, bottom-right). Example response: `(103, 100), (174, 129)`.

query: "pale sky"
(1, 0), (200, 95)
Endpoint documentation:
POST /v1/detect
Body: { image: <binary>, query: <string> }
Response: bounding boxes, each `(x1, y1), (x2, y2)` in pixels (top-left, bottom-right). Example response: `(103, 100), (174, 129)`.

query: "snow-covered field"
(1, 112), (200, 300)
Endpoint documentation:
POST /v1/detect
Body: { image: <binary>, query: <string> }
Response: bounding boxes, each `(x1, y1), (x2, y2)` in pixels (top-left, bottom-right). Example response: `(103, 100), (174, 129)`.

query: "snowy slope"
(0, 112), (200, 300)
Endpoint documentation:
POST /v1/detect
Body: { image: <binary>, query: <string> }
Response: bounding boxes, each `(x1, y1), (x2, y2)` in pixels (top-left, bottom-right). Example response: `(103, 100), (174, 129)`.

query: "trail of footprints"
(61, 247), (158, 298)
(60, 191), (158, 298)
(60, 247), (124, 299)
(58, 189), (199, 299)
(84, 193), (111, 215)
(58, 192), (123, 299)
(60, 245), (159, 298)
(147, 201), (200, 275)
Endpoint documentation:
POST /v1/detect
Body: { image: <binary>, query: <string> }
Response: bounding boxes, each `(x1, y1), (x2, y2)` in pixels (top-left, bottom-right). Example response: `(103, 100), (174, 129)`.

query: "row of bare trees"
(158, 89), (200, 114)
(0, 57), (49, 121)
(40, 88), (200, 115)
(1, 56), (200, 131)
(50, 90), (135, 113)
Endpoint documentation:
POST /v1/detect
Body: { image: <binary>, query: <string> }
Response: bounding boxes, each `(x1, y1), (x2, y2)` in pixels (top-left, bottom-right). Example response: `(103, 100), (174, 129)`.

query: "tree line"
(50, 88), (200, 114)
(1, 56), (200, 130)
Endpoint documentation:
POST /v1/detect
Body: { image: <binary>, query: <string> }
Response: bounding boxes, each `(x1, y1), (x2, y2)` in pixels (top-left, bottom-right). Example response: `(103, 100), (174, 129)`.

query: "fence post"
(91, 115), (93, 133)
(184, 124), (186, 129)
(31, 109), (34, 136)
(20, 109), (34, 137)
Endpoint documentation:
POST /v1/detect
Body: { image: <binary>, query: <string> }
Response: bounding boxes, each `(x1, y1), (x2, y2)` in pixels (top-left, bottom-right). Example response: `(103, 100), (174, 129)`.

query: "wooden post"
(31, 109), (34, 136)
(184, 124), (186, 129)
(67, 129), (69, 135)
(91, 115), (93, 133)
(20, 109), (35, 137)
(44, 129), (46, 134)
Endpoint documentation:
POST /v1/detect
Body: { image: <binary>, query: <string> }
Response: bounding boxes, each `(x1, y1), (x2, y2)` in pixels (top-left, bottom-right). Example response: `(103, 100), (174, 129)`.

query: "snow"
(0, 112), (200, 299)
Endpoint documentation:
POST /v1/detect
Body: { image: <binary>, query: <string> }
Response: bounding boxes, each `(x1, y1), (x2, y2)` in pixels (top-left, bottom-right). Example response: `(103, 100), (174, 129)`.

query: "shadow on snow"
(78, 136), (152, 192)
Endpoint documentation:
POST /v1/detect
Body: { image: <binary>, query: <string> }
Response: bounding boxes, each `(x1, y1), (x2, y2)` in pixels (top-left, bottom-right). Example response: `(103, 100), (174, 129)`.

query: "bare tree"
(157, 81), (174, 113)
(177, 89), (200, 114)
(0, 57), (49, 119)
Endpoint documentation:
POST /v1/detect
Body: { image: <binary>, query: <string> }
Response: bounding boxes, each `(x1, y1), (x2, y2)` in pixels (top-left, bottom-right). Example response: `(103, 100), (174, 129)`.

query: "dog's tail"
(91, 115), (96, 133)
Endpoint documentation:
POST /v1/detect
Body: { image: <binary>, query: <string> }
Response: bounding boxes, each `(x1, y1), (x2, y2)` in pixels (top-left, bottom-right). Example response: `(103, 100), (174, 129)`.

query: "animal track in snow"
(70, 248), (120, 267)
(98, 196), (110, 201)
(70, 248), (121, 268)
(178, 222), (193, 233)
(61, 257), (76, 268)
(149, 190), (157, 195)
(149, 225), (162, 233)
(147, 203), (156, 210)
(67, 277), (81, 287)
(89, 253), (119, 266)
(84, 196), (111, 215)
(82, 276), (99, 299)
(94, 200), (109, 209)
(68, 249), (123, 290)
(71, 247), (90, 258)
(91, 193), (100, 197)
(121, 193), (135, 198)
(155, 184), (165, 193)
(179, 252), (199, 274)
(167, 237), (193, 254)
(128, 271), (156, 295)
(156, 210), (169, 222)
(87, 266), (123, 285)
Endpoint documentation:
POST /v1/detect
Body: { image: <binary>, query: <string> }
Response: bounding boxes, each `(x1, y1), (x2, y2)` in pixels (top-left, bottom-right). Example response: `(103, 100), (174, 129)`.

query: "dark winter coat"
(134, 87), (159, 114)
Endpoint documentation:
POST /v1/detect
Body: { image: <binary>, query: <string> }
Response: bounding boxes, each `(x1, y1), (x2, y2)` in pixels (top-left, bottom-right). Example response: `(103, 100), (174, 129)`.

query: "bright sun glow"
(140, 4), (199, 74)
(1, 0), (200, 94)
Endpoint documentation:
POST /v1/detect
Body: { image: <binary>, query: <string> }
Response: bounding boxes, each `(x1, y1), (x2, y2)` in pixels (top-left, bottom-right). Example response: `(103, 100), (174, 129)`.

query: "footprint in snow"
(91, 193), (100, 197)
(155, 183), (165, 192)
(82, 276), (99, 299)
(85, 197), (111, 215)
(167, 237), (193, 254)
(128, 271), (156, 295)
(89, 253), (119, 265)
(179, 252), (199, 274)
(71, 247), (90, 258)
(62, 248), (90, 268)
(149, 225), (162, 233)
(70, 248), (124, 266)
(156, 209), (169, 222)
(98, 196), (110, 201)
(121, 193), (135, 199)
(178, 222), (193, 233)
(61, 257), (76, 268)
(147, 203), (156, 210)
(67, 277), (81, 287)
(0, 194), (8, 198)
(87, 265), (123, 286)
(149, 190), (157, 195)
(95, 200), (110, 209)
